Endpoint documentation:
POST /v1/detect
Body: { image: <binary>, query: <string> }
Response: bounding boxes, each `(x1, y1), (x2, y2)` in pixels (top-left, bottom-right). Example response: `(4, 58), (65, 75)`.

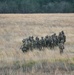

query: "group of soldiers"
(20, 31), (66, 54)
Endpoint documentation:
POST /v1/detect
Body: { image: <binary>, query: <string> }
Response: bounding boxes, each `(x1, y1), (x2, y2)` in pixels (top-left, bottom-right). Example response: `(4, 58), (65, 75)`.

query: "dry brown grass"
(0, 14), (74, 75)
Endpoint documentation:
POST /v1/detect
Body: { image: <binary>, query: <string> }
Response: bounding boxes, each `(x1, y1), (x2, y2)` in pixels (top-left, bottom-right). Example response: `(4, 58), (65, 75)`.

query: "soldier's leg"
(39, 44), (42, 50)
(60, 49), (63, 54)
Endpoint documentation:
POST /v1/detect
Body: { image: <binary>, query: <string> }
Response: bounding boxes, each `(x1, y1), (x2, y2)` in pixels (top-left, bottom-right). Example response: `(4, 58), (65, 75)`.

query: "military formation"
(20, 31), (66, 54)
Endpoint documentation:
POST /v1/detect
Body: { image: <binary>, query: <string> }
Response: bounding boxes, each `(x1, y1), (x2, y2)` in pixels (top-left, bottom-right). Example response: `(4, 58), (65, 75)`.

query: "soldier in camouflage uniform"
(40, 37), (46, 49)
(45, 35), (49, 47)
(35, 37), (42, 50)
(58, 31), (66, 44)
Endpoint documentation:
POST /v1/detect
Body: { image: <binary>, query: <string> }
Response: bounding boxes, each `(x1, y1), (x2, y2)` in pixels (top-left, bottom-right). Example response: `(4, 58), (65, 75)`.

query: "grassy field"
(0, 14), (74, 75)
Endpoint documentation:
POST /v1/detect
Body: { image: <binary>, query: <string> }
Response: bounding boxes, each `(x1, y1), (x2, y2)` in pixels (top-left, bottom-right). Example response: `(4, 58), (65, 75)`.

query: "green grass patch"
(22, 60), (36, 68)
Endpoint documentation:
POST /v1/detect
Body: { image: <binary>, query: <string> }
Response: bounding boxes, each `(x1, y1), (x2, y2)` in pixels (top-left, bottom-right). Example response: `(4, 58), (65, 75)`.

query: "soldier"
(21, 46), (28, 52)
(49, 36), (54, 49)
(45, 35), (49, 47)
(35, 37), (42, 50)
(40, 37), (45, 49)
(31, 36), (36, 50)
(21, 43), (29, 52)
(61, 31), (66, 43)
(35, 37), (39, 49)
(62, 31), (66, 42)
(58, 32), (62, 43)
(27, 39), (33, 50)
(52, 33), (58, 46)
(48, 36), (51, 47)
(58, 31), (64, 44)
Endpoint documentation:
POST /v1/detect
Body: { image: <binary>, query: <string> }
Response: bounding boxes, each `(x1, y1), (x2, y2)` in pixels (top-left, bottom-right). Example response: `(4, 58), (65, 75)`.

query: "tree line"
(0, 0), (74, 13)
